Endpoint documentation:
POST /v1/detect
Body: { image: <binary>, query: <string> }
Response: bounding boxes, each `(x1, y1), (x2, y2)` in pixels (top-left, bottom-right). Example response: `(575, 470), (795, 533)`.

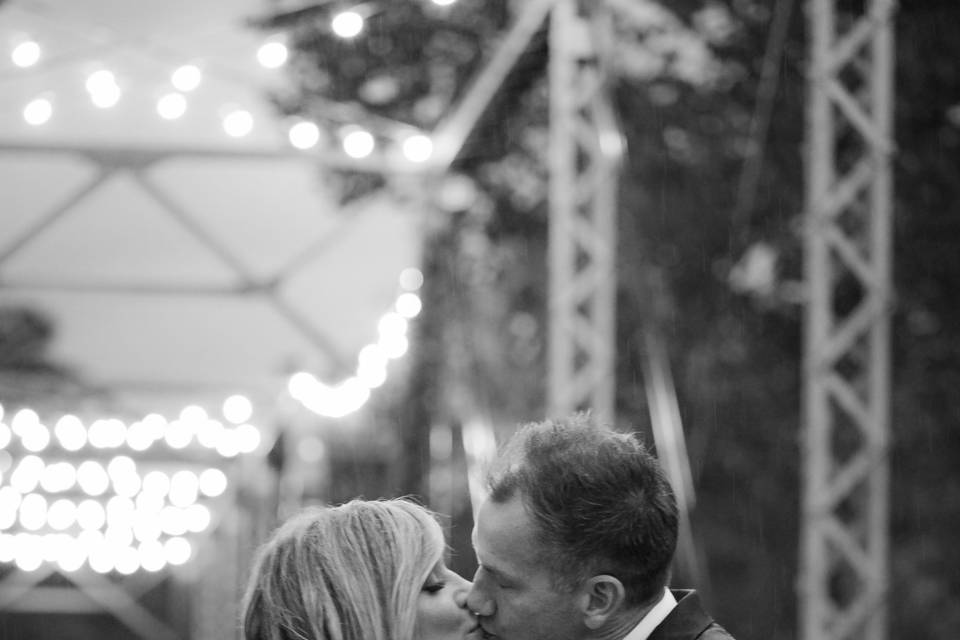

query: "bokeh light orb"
(401, 134), (433, 162)
(289, 121), (321, 150)
(157, 92), (187, 120)
(12, 40), (41, 68)
(342, 128), (375, 158)
(171, 64), (202, 92)
(331, 11), (364, 38)
(222, 395), (252, 425)
(23, 98), (52, 125)
(257, 40), (288, 68)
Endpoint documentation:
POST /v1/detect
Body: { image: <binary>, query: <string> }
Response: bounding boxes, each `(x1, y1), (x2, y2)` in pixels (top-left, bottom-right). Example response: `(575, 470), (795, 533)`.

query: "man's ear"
(575, 575), (626, 630)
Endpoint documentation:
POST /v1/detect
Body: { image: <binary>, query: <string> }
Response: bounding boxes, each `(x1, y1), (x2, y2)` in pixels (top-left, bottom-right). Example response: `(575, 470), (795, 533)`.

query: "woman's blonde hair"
(241, 498), (445, 640)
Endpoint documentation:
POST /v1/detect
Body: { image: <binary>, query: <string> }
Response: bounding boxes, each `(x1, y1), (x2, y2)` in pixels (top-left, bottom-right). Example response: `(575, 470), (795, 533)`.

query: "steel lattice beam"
(801, 1), (895, 639)
(547, 0), (621, 422)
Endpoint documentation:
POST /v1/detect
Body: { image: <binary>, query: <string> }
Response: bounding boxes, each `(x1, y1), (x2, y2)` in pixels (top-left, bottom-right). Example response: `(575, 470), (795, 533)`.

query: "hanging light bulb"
(257, 38), (288, 68)
(331, 11), (364, 38)
(85, 70), (115, 94)
(288, 121), (321, 150)
(398, 267), (424, 291)
(55, 414), (86, 451)
(11, 409), (39, 436)
(198, 468), (227, 498)
(156, 92), (187, 120)
(401, 133), (433, 163)
(171, 64), (202, 92)
(86, 70), (121, 108)
(221, 107), (253, 137)
(342, 127), (374, 158)
(222, 395), (253, 425)
(164, 536), (192, 565)
(11, 40), (41, 68)
(396, 292), (423, 318)
(22, 97), (52, 125)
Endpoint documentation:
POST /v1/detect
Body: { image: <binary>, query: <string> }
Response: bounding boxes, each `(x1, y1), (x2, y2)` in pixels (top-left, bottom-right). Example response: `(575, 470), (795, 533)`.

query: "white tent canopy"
(0, 0), (423, 421)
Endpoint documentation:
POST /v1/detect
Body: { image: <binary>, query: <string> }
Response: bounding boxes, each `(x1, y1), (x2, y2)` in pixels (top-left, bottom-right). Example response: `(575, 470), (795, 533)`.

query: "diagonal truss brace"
(0, 568), (182, 640)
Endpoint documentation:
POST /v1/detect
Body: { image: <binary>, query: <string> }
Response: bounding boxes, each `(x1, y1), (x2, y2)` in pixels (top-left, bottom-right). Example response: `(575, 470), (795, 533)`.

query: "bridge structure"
(422, 1), (896, 633)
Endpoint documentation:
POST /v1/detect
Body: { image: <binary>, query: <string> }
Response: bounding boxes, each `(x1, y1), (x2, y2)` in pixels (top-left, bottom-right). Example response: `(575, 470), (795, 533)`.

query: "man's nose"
(466, 576), (495, 617)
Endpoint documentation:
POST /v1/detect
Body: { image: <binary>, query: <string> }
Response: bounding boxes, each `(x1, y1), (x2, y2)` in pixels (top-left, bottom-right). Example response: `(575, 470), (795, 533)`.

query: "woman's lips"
(474, 623), (495, 639)
(466, 623), (491, 640)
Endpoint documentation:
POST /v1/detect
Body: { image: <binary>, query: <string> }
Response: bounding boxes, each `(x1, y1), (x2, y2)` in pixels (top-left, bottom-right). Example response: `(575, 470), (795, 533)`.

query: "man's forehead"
(474, 496), (536, 559)
(473, 496), (567, 592)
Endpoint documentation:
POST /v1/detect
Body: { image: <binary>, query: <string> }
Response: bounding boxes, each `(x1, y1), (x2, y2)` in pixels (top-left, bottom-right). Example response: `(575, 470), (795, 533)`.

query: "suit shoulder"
(697, 622), (736, 640)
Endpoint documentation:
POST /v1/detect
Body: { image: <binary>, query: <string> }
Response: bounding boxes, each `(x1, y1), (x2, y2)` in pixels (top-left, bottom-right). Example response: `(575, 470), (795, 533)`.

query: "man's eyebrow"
(477, 560), (511, 582)
(471, 530), (513, 580)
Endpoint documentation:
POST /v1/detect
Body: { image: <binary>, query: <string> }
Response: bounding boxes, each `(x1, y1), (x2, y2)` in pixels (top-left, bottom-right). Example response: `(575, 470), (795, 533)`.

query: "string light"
(12, 24), (448, 161)
(77, 461), (109, 496)
(401, 133), (433, 162)
(76, 499), (106, 530)
(331, 11), (365, 38)
(0, 403), (263, 463)
(139, 540), (166, 572)
(396, 292), (423, 318)
(342, 127), (375, 158)
(198, 468), (227, 497)
(399, 267), (424, 291)
(0, 395), (268, 573)
(294, 377), (371, 419)
(164, 536), (192, 566)
(12, 409), (39, 436)
(256, 38), (288, 68)
(288, 267), (423, 418)
(221, 107), (254, 137)
(11, 40), (41, 68)
(20, 423), (50, 453)
(356, 350), (388, 388)
(86, 69), (122, 109)
(55, 415), (86, 451)
(180, 405), (207, 424)
(222, 395), (253, 425)
(234, 424), (261, 453)
(170, 64), (202, 92)
(156, 92), (188, 120)
(288, 120), (321, 149)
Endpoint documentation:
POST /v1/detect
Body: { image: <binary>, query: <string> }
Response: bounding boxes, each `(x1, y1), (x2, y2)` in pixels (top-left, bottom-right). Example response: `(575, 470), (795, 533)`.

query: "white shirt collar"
(621, 588), (677, 640)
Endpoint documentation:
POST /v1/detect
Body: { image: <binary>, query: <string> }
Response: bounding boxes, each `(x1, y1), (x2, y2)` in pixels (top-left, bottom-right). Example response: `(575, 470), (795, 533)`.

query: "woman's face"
(415, 559), (483, 640)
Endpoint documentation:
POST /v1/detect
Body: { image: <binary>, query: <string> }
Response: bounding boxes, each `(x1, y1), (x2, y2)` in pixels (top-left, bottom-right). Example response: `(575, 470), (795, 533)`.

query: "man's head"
(466, 413), (678, 640)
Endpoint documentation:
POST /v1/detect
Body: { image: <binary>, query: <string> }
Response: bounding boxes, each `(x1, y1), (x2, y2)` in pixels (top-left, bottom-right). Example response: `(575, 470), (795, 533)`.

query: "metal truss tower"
(801, 1), (895, 638)
(547, 0), (621, 422)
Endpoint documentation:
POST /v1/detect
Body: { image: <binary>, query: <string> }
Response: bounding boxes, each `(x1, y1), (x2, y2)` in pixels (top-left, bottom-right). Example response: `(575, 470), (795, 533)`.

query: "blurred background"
(0, 0), (957, 638)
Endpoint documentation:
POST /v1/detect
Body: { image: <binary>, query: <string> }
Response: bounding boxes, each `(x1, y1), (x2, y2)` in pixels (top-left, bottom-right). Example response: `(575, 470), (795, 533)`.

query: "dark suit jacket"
(648, 590), (735, 640)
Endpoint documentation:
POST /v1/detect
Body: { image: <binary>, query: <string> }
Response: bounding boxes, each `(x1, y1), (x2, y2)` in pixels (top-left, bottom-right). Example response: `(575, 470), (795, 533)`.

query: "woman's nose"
(452, 573), (473, 609)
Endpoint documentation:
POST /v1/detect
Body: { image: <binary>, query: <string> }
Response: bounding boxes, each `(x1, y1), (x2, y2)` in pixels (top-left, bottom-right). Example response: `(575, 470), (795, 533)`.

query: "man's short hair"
(486, 412), (678, 606)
